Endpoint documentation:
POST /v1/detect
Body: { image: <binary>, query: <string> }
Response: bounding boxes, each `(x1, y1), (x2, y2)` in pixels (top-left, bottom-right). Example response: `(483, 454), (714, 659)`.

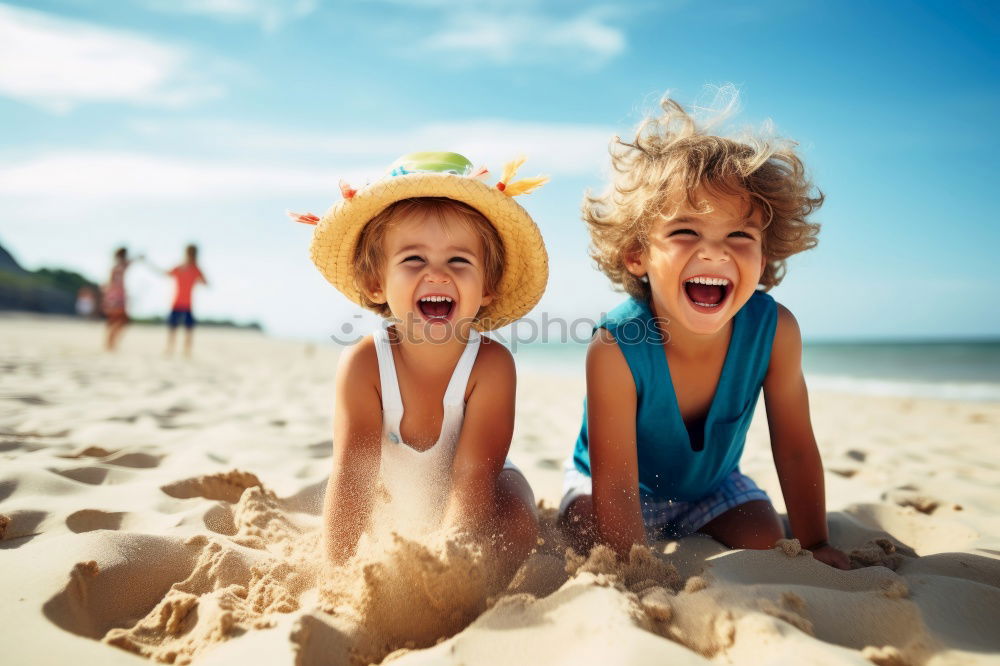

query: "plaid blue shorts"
(560, 459), (771, 539)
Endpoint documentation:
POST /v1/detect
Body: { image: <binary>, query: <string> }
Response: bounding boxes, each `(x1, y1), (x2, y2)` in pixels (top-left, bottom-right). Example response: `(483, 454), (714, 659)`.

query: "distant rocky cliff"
(0, 242), (93, 315)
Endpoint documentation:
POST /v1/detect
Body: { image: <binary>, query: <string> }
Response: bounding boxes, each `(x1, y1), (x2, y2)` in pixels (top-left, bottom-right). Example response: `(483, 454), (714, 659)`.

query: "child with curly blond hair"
(560, 94), (850, 569)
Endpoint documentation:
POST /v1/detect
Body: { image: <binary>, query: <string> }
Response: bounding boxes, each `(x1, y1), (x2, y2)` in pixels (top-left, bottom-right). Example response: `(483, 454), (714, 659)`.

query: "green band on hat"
(388, 152), (474, 177)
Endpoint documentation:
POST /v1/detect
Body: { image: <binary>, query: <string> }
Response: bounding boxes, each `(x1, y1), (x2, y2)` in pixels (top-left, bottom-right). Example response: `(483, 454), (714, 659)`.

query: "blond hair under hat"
(300, 151), (549, 331)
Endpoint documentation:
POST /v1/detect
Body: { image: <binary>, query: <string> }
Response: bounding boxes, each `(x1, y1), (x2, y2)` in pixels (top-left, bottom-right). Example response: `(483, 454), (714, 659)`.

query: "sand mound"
(82, 479), (538, 666)
(566, 543), (682, 593)
(97, 483), (319, 664)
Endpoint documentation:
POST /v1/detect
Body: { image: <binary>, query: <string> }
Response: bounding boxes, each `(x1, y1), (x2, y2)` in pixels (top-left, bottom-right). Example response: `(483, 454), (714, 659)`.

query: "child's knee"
(497, 471), (539, 542)
(740, 527), (784, 550)
(558, 494), (593, 528)
(558, 494), (597, 553)
(516, 503), (540, 544)
(732, 514), (784, 550)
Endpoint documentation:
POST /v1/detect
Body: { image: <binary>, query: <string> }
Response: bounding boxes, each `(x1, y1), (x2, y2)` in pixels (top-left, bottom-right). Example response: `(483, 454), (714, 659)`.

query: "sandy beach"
(2, 313), (998, 665)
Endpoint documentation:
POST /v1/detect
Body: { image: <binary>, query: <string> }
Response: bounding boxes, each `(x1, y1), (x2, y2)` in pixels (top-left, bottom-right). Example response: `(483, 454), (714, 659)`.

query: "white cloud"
(135, 0), (317, 31)
(0, 152), (350, 200)
(125, 118), (617, 178)
(421, 7), (625, 65)
(0, 118), (617, 206)
(0, 4), (223, 112)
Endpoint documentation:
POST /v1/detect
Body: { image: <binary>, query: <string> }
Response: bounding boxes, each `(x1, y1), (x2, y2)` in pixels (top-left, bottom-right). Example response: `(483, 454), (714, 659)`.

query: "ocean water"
(508, 339), (1000, 402)
(800, 340), (1000, 401)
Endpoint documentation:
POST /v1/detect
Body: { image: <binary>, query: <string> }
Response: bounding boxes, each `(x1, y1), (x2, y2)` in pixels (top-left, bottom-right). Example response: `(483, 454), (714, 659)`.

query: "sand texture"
(2, 313), (999, 665)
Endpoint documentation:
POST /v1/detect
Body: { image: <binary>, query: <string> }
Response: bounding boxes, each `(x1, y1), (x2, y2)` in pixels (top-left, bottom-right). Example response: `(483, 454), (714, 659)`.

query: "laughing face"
(371, 212), (493, 341)
(626, 188), (767, 337)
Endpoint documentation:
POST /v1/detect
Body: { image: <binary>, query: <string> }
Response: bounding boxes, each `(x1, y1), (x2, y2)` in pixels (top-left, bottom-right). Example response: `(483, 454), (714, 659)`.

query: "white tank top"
(373, 323), (481, 535)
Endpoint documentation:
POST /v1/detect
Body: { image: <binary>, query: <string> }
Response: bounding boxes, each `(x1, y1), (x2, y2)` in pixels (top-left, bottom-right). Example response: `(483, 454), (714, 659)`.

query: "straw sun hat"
(293, 151), (549, 331)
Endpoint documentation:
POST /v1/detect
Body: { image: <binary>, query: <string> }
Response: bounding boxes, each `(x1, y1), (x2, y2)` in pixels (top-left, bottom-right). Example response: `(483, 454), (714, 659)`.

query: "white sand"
(1, 313), (998, 665)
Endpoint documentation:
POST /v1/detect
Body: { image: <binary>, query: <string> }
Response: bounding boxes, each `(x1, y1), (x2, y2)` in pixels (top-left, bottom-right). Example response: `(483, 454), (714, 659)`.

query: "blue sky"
(1, 0), (997, 341)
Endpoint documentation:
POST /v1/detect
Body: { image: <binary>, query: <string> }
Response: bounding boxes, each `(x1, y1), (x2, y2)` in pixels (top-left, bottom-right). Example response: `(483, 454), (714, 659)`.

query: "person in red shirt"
(163, 244), (208, 357)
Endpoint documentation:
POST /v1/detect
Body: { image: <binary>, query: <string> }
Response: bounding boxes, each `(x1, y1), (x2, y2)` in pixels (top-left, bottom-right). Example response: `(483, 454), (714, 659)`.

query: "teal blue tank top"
(573, 291), (778, 501)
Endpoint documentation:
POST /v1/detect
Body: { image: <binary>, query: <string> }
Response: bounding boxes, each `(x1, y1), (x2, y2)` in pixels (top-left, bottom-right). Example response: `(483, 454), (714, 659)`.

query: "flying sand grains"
(318, 530), (499, 662)
(565, 543), (680, 593)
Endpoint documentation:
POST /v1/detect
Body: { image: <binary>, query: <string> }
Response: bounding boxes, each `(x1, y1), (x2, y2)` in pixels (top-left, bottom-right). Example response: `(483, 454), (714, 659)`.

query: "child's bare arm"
(763, 305), (849, 569)
(587, 329), (646, 557)
(444, 340), (515, 531)
(323, 340), (383, 565)
(135, 257), (167, 274)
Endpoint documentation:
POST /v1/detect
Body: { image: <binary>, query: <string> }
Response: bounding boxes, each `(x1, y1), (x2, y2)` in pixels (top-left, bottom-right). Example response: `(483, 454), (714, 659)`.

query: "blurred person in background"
(102, 247), (141, 351)
(75, 285), (97, 318)
(150, 244), (208, 358)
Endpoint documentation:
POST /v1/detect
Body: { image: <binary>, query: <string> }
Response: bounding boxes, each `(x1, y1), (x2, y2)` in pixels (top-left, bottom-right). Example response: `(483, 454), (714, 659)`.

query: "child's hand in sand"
(809, 543), (850, 570)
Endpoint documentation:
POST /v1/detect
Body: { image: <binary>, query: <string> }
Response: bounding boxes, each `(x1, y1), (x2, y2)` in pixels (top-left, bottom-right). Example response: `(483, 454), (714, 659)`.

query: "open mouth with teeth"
(683, 276), (733, 312)
(417, 295), (455, 321)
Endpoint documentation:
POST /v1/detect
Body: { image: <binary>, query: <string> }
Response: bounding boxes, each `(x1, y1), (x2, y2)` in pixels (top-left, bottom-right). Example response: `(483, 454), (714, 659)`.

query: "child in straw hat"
(293, 151), (548, 572)
(560, 94), (850, 569)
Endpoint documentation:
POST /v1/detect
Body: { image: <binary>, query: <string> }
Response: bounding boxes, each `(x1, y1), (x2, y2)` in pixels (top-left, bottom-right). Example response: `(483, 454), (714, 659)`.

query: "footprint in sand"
(305, 440), (332, 459)
(43, 536), (203, 641)
(0, 509), (48, 541)
(849, 539), (905, 570)
(0, 478), (18, 502)
(0, 440), (47, 453)
(66, 510), (126, 533)
(160, 470), (263, 503)
(102, 452), (162, 469)
(58, 447), (162, 469)
(48, 467), (112, 485)
(58, 446), (117, 459)
(65, 509), (179, 534)
(4, 393), (51, 406)
(884, 490), (940, 515)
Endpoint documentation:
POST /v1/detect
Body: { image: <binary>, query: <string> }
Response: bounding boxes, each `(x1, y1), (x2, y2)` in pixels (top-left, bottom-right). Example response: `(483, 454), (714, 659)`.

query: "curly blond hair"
(353, 197), (505, 318)
(584, 94), (824, 301)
